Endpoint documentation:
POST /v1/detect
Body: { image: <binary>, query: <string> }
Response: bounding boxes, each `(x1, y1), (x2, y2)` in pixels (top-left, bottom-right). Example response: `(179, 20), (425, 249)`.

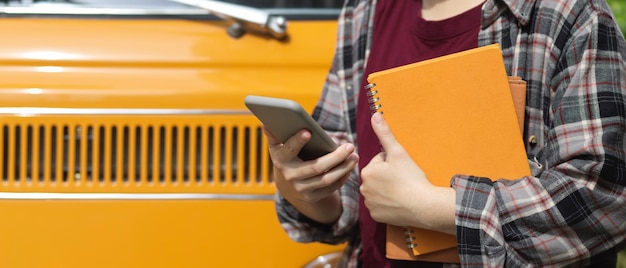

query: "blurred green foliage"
(598, 1), (624, 267)
(607, 1), (624, 266)
(607, 0), (626, 33)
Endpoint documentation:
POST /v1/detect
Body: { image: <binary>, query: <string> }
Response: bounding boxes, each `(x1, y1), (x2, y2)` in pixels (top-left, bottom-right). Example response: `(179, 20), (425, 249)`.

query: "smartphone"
(244, 95), (338, 161)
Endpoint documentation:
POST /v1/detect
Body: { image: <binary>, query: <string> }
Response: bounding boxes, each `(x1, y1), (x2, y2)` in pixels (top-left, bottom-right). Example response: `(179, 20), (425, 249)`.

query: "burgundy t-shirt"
(355, 1), (483, 267)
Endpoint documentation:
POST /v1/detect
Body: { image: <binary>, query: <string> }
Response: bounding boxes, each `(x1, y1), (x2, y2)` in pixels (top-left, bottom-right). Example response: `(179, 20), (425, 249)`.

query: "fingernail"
(372, 112), (383, 124)
(345, 143), (354, 151)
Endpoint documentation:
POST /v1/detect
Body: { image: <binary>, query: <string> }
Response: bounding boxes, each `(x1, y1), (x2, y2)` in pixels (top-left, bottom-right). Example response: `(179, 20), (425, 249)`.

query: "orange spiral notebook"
(365, 44), (531, 263)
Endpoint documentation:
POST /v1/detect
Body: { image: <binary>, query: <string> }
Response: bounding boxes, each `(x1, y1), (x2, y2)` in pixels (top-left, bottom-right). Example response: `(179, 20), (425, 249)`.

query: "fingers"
(298, 152), (358, 189)
(281, 143), (356, 181)
(261, 124), (358, 203)
(296, 154), (358, 202)
(262, 125), (310, 161)
(370, 112), (402, 155)
(274, 145), (358, 203)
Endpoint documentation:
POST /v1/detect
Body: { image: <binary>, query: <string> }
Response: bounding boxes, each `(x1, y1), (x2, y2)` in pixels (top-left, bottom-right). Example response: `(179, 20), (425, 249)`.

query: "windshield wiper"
(168, 0), (287, 40)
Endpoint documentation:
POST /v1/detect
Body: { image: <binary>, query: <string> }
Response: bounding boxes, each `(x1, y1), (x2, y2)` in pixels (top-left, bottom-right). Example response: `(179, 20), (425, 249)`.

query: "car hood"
(0, 18), (337, 110)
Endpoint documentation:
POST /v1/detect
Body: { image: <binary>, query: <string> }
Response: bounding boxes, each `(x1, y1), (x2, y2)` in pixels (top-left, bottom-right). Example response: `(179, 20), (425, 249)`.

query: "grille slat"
(67, 124), (76, 184)
(19, 125), (28, 183)
(18, 125), (26, 183)
(114, 126), (122, 183)
(223, 126), (232, 184)
(237, 126), (244, 183)
(1, 115), (273, 193)
(163, 126), (172, 184)
(151, 126), (160, 184)
(79, 126), (88, 183)
(7, 125), (16, 183)
(90, 126), (102, 183)
(211, 127), (218, 183)
(250, 126), (259, 183)
(127, 126), (136, 183)
(55, 126), (61, 182)
(188, 126), (197, 183)
(200, 126), (208, 184)
(103, 126), (113, 184)
(29, 126), (37, 182)
(176, 126), (184, 184)
(43, 125), (51, 184)
(139, 126), (148, 184)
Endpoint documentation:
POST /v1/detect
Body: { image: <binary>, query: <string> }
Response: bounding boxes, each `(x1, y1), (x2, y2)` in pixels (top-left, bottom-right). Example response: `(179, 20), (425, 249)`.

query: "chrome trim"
(170, 0), (287, 39)
(0, 192), (274, 200)
(0, 7), (211, 15)
(303, 252), (343, 268)
(265, 8), (341, 16)
(0, 107), (251, 116)
(0, 6), (340, 17)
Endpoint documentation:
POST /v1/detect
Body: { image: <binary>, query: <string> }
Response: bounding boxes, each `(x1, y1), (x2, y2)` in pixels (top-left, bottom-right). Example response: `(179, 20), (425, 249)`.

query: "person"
(265, 0), (626, 267)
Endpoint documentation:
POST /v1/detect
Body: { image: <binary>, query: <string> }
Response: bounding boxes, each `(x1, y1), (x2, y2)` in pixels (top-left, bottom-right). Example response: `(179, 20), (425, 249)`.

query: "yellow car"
(0, 0), (343, 267)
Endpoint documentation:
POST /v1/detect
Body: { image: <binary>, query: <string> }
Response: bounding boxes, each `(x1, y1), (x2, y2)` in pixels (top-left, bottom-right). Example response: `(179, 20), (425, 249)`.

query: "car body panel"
(0, 198), (336, 267)
(0, 6), (344, 267)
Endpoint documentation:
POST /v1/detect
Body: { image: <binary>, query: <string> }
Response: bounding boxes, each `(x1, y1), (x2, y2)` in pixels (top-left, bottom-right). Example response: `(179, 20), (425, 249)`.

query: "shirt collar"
(482, 0), (536, 28)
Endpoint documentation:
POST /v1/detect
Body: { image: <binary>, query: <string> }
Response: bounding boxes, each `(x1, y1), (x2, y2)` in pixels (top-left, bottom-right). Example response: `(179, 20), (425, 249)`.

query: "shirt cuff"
(275, 193), (354, 245)
(451, 175), (507, 266)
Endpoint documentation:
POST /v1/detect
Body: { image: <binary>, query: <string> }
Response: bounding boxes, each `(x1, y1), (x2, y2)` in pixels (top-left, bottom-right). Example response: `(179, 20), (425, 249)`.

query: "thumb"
(371, 112), (402, 155)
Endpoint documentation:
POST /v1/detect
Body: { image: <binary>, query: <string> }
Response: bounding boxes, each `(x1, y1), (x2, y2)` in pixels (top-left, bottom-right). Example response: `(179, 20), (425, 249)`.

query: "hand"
(360, 113), (455, 233)
(263, 125), (359, 223)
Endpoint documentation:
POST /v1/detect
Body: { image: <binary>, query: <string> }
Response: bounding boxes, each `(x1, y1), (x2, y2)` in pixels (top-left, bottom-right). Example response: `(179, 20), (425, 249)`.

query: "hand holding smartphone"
(244, 95), (337, 161)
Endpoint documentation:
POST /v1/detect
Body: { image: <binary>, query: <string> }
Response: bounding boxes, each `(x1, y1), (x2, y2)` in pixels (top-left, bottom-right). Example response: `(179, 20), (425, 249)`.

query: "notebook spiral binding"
(365, 83), (382, 113)
(403, 227), (418, 249)
(366, 82), (419, 250)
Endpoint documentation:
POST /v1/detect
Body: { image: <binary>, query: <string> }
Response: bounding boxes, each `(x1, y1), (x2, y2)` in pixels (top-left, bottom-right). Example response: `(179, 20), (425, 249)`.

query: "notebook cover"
(366, 44), (531, 260)
(386, 225), (460, 262)
(384, 76), (527, 262)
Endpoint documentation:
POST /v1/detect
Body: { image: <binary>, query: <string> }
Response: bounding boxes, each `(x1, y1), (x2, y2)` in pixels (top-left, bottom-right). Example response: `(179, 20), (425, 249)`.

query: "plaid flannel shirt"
(275, 0), (626, 267)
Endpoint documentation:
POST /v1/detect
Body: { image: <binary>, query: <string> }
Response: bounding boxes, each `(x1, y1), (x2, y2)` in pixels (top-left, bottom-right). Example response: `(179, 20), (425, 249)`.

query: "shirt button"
(528, 135), (538, 146)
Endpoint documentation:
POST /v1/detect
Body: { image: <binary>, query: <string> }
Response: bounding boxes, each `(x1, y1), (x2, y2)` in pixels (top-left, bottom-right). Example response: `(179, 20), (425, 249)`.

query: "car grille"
(0, 111), (274, 194)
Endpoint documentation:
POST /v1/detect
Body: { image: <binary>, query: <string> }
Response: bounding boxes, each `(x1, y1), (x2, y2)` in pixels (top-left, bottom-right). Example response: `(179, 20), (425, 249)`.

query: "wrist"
(409, 186), (456, 235)
(284, 190), (343, 225)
